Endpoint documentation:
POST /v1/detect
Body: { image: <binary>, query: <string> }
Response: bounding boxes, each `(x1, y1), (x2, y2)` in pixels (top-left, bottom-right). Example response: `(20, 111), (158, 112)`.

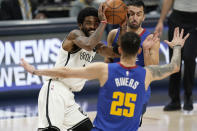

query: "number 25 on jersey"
(110, 92), (137, 117)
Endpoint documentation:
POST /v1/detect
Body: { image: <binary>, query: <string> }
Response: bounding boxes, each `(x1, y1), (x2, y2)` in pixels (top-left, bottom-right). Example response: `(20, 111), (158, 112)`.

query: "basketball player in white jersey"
(31, 4), (118, 131)
(21, 27), (189, 131)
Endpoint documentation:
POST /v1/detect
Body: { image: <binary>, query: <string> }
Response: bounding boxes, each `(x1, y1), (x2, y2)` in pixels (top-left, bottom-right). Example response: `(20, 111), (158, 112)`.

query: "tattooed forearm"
(146, 45), (181, 81)
(73, 23), (107, 51)
(87, 23), (107, 49)
(146, 64), (175, 80)
(170, 45), (181, 68)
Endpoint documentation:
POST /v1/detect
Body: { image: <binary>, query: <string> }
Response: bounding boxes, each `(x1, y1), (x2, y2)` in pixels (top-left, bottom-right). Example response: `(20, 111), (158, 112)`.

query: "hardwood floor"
(0, 104), (197, 131)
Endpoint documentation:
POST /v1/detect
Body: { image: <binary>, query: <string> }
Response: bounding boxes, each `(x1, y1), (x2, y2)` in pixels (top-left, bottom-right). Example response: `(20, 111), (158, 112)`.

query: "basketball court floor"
(0, 105), (197, 131)
(0, 80), (197, 131)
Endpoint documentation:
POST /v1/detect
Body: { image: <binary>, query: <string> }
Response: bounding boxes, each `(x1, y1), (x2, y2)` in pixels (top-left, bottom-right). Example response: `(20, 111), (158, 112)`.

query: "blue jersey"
(111, 28), (151, 104)
(112, 28), (150, 66)
(92, 63), (146, 131)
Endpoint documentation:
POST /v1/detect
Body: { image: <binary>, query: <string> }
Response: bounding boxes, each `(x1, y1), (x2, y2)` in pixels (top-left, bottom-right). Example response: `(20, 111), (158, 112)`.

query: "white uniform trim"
(38, 45), (96, 130)
(38, 80), (88, 130)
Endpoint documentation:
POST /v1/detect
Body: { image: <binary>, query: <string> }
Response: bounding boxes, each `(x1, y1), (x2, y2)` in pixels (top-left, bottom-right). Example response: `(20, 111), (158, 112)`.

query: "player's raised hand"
(164, 27), (190, 48)
(20, 58), (36, 74)
(142, 32), (160, 50)
(98, 2), (107, 22)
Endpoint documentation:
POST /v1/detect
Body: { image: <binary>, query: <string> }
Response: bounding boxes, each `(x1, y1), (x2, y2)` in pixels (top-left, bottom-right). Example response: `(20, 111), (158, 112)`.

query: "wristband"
(32, 70), (35, 75)
(101, 21), (107, 24)
(173, 45), (181, 48)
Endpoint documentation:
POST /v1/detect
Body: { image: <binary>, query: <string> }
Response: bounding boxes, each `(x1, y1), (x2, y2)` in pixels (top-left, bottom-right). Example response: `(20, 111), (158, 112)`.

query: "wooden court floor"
(0, 104), (197, 131)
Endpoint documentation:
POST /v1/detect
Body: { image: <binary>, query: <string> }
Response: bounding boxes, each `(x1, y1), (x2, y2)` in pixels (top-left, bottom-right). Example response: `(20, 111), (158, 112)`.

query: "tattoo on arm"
(146, 46), (181, 81)
(146, 64), (175, 80)
(75, 23), (106, 50)
(89, 23), (106, 45)
(170, 46), (181, 68)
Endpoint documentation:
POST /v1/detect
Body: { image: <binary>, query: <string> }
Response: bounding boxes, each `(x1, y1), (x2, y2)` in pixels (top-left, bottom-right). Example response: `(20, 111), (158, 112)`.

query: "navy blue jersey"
(111, 28), (151, 104)
(92, 63), (146, 131)
(112, 28), (150, 66)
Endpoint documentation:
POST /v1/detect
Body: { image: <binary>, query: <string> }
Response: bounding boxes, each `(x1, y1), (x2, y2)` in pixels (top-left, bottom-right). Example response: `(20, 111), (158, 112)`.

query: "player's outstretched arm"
(145, 45), (181, 83)
(20, 59), (108, 86)
(145, 27), (189, 89)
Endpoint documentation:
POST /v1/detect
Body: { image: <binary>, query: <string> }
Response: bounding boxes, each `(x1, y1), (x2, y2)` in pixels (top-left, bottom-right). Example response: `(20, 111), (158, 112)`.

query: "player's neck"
(127, 27), (144, 35)
(120, 56), (136, 67)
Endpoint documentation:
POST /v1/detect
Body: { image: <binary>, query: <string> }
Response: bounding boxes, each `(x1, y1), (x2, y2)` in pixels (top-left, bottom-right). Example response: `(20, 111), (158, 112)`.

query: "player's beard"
(128, 21), (141, 29)
(82, 28), (95, 37)
(82, 28), (90, 37)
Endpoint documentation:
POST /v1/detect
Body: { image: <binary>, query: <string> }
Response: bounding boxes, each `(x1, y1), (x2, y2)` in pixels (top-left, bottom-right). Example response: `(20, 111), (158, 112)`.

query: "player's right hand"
(20, 58), (36, 74)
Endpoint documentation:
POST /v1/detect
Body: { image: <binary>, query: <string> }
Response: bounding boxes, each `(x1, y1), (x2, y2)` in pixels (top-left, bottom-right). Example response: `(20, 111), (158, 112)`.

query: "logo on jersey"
(126, 71), (129, 76)
(136, 58), (139, 61)
(80, 51), (94, 63)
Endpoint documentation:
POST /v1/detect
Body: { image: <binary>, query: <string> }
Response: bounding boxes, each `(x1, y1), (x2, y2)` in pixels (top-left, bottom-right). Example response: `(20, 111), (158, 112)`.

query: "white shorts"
(38, 80), (88, 131)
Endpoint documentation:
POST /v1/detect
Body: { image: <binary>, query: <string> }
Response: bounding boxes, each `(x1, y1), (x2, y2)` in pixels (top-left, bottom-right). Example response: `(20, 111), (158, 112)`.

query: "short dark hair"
(125, 0), (145, 12)
(77, 7), (99, 24)
(120, 31), (141, 57)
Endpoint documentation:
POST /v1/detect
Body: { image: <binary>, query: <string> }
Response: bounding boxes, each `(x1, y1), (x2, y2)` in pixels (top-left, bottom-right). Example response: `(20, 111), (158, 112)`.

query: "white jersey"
(38, 45), (96, 130)
(53, 46), (96, 91)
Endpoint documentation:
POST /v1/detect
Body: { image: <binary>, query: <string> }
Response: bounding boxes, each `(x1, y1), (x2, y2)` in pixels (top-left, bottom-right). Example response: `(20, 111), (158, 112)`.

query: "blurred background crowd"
(0, 0), (162, 20)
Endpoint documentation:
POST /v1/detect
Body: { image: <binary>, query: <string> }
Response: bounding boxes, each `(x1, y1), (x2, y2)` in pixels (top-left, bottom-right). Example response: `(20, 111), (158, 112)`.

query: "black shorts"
(38, 118), (93, 131)
(68, 117), (93, 131)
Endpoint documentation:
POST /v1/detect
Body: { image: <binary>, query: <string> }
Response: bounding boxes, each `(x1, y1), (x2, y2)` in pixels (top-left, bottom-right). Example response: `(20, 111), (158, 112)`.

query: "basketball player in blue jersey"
(21, 27), (189, 131)
(105, 0), (160, 126)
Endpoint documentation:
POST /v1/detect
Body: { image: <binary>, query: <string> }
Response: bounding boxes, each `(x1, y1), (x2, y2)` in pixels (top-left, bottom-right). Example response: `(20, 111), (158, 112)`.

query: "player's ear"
(143, 15), (145, 21)
(142, 10), (145, 21)
(137, 47), (142, 54)
(78, 23), (82, 29)
(118, 46), (122, 55)
(144, 13), (146, 20)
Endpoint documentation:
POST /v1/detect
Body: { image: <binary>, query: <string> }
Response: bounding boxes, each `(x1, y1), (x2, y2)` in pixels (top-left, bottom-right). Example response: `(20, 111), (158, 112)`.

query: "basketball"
(105, 0), (127, 25)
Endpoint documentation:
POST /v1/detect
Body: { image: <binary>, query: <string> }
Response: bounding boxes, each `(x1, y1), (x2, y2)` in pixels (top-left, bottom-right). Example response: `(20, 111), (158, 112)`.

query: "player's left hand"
(142, 32), (160, 50)
(20, 58), (36, 74)
(98, 2), (107, 22)
(164, 27), (190, 48)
